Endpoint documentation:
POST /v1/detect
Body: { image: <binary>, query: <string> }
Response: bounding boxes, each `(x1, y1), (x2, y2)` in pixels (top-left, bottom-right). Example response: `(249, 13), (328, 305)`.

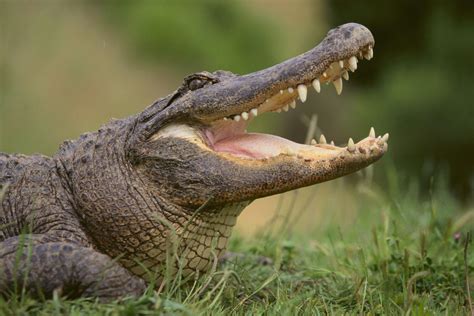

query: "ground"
(1, 172), (472, 315)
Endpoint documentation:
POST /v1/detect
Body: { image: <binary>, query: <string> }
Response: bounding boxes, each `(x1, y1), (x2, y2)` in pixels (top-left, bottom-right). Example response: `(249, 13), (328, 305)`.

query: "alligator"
(0, 23), (388, 301)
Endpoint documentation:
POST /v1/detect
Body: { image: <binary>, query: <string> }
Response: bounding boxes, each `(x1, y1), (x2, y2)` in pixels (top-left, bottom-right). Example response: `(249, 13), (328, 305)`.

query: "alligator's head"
(127, 23), (387, 209)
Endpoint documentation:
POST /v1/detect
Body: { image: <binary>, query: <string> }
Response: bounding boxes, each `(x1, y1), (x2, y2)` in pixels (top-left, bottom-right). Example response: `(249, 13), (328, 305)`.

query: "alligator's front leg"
(0, 235), (146, 301)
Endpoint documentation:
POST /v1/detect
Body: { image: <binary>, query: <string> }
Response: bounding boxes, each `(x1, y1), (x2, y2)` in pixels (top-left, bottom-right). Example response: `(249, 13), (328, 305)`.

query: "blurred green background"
(1, 1), (473, 228)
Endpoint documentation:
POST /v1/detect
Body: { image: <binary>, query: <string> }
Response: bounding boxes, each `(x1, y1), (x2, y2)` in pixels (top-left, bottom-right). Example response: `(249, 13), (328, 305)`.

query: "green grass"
(1, 172), (473, 315)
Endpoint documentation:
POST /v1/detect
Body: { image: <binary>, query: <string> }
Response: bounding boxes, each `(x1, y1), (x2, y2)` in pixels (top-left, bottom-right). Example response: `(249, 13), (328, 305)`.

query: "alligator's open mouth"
(152, 24), (387, 164)
(204, 47), (387, 161)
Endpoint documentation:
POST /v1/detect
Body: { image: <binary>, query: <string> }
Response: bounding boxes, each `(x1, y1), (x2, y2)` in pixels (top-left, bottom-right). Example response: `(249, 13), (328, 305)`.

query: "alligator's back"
(1, 153), (36, 188)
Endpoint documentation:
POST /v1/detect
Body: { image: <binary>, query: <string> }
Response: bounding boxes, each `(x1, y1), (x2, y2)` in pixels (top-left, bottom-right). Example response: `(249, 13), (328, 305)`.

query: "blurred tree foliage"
(98, 0), (280, 74)
(327, 0), (474, 199)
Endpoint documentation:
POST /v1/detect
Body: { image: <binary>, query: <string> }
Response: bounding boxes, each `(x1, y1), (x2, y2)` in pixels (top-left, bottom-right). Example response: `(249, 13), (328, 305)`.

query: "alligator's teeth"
(287, 149), (297, 156)
(250, 108), (258, 116)
(339, 60), (344, 68)
(290, 100), (296, 109)
(319, 134), (327, 144)
(342, 71), (349, 80)
(312, 79), (321, 93)
(348, 56), (358, 72)
(280, 90), (284, 94)
(364, 47), (374, 60)
(330, 140), (335, 146)
(323, 72), (328, 78)
(283, 104), (289, 112)
(369, 127), (375, 138)
(310, 139), (317, 145)
(234, 115), (241, 122)
(223, 117), (228, 121)
(297, 84), (307, 102)
(382, 133), (389, 142)
(333, 78), (343, 95)
(288, 87), (294, 93)
(276, 109), (282, 113)
(265, 99), (269, 103)
(241, 112), (249, 120)
(358, 51), (364, 59)
(347, 138), (356, 152)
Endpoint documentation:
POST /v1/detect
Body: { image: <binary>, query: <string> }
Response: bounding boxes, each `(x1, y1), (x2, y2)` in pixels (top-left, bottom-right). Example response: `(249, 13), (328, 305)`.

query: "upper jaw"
(187, 23), (374, 123)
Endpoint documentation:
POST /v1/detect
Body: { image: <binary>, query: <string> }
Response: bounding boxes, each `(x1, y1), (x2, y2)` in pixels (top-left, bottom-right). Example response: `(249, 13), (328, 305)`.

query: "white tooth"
(223, 117), (228, 121)
(290, 100), (296, 109)
(382, 133), (389, 142)
(333, 78), (343, 95)
(342, 71), (349, 80)
(369, 127), (375, 138)
(310, 139), (317, 145)
(312, 79), (321, 93)
(265, 99), (269, 103)
(319, 134), (327, 144)
(276, 109), (282, 113)
(234, 115), (241, 122)
(280, 90), (284, 94)
(339, 60), (344, 68)
(241, 112), (249, 120)
(297, 84), (307, 102)
(287, 149), (297, 156)
(250, 108), (258, 116)
(348, 56), (358, 72)
(358, 51), (364, 59)
(330, 141), (335, 146)
(364, 47), (373, 60)
(288, 87), (294, 93)
(283, 104), (289, 112)
(323, 72), (328, 78)
(348, 138), (356, 152)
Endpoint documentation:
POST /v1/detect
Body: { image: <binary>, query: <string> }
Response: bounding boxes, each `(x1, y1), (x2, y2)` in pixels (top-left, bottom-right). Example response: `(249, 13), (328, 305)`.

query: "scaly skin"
(0, 23), (387, 300)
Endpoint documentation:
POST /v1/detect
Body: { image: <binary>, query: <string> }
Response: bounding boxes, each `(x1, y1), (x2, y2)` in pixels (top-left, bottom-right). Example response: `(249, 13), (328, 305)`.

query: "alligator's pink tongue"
(213, 133), (304, 159)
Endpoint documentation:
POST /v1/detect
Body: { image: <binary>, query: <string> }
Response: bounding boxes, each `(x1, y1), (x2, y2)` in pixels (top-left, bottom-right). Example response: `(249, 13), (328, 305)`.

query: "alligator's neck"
(76, 180), (249, 279)
(57, 121), (249, 278)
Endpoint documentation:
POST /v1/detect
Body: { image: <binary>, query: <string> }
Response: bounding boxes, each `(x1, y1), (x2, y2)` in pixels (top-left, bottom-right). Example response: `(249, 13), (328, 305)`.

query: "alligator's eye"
(188, 78), (207, 91)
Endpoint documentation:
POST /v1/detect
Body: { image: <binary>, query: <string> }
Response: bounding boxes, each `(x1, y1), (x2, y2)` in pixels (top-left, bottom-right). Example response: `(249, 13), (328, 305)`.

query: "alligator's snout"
(186, 23), (375, 122)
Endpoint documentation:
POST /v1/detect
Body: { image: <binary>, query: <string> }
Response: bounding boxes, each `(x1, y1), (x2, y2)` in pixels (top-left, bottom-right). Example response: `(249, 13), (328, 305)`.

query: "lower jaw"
(211, 132), (330, 159)
(204, 120), (388, 162)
